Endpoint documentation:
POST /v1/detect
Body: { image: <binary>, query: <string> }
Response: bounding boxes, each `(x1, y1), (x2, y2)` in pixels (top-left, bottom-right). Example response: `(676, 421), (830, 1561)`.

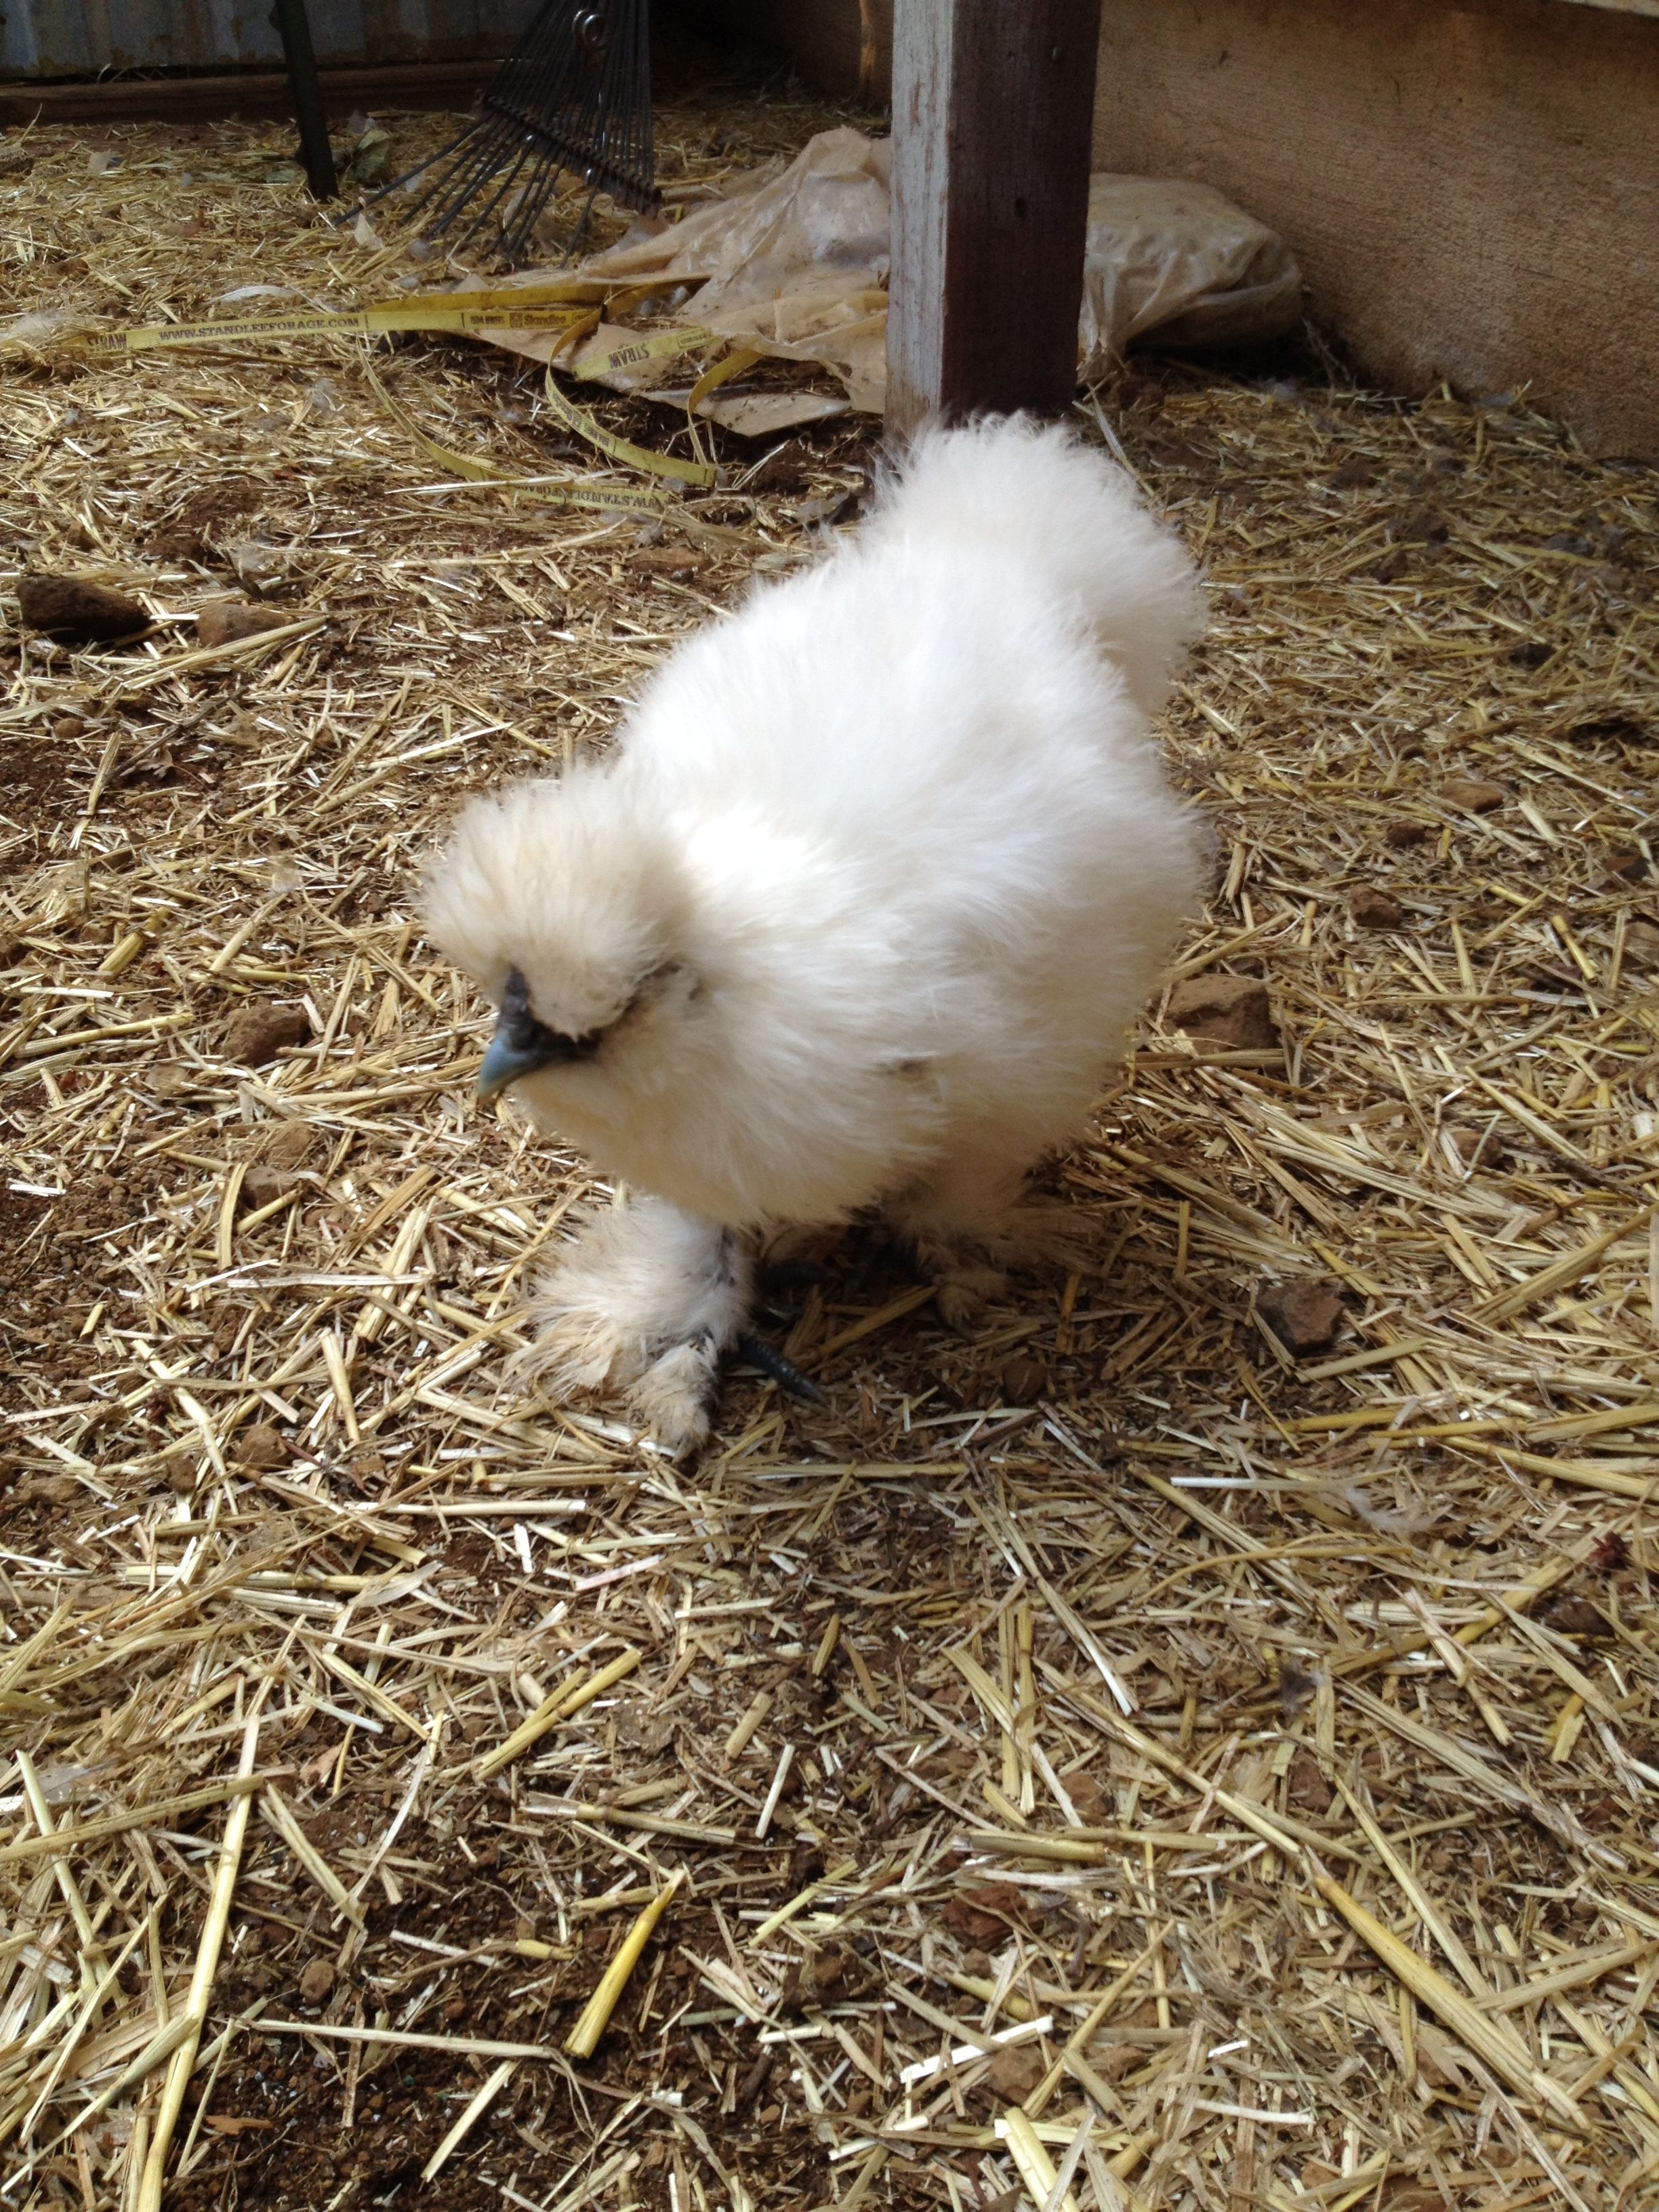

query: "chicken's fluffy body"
(424, 417), (1208, 1447)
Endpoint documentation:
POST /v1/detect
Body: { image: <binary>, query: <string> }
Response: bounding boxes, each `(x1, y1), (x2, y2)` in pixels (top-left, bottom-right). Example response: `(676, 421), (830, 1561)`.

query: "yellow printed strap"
(398, 278), (623, 312)
(79, 301), (596, 356)
(541, 366), (718, 488)
(81, 309), (373, 354)
(687, 344), (764, 415)
(569, 321), (716, 380)
(363, 355), (671, 519)
(68, 279), (664, 358)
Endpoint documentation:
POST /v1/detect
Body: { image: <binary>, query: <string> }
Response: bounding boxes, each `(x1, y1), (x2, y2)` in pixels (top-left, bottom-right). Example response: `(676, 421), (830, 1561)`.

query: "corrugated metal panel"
(1, 1), (529, 80)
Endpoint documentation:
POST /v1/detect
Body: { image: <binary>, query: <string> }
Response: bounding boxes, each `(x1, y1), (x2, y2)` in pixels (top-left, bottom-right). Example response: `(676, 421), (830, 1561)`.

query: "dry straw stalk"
(562, 1870), (684, 2058)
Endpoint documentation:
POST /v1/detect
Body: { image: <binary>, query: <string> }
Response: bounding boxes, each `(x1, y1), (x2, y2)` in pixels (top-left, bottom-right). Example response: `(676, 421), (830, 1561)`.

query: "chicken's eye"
(499, 966), (560, 1057)
(480, 970), (604, 1099)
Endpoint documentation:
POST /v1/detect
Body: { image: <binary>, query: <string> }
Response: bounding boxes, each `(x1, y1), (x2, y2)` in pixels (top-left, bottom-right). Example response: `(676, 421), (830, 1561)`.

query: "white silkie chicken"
(422, 415), (1207, 1450)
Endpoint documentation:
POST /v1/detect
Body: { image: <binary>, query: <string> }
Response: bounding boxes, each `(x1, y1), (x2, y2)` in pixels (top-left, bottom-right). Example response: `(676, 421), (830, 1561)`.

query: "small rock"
(235, 1422), (288, 1471)
(1383, 819), (1430, 848)
(1622, 921), (1659, 970)
(259, 1120), (319, 1170)
(298, 1957), (334, 2004)
(197, 600), (296, 649)
(943, 1883), (1026, 1946)
(18, 575), (147, 641)
(1448, 1126), (1506, 1169)
(1256, 1278), (1345, 1357)
(1351, 886), (1404, 930)
(986, 2043), (1044, 2106)
(811, 1946), (846, 1994)
(1285, 1746), (1334, 1815)
(224, 1004), (311, 1065)
(1441, 776), (1507, 813)
(1166, 973), (1278, 1051)
(18, 1471), (80, 1504)
(1000, 1353), (1049, 1404)
(1605, 851), (1649, 886)
(52, 714), (87, 742)
(1062, 1770), (1109, 1825)
(1542, 1593), (1612, 1640)
(960, 1948), (994, 1979)
(240, 1164), (289, 1208)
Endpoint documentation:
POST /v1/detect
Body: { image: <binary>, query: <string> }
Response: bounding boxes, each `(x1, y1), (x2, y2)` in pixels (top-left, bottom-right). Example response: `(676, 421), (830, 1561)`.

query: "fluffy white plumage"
(423, 415), (1208, 1448)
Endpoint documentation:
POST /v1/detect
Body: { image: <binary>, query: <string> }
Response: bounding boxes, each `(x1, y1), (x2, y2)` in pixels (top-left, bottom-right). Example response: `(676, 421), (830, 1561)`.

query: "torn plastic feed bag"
(471, 127), (1300, 421)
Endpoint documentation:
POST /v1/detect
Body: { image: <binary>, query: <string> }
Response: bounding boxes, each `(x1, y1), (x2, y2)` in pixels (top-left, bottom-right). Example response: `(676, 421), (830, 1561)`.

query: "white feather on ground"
(423, 415), (1208, 1450)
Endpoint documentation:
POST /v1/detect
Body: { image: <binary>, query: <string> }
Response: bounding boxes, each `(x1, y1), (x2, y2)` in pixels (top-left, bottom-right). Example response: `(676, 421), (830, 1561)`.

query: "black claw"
(734, 1333), (825, 1405)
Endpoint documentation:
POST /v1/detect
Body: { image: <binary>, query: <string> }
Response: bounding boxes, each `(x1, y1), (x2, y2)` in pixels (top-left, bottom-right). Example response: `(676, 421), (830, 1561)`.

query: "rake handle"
(271, 0), (340, 202)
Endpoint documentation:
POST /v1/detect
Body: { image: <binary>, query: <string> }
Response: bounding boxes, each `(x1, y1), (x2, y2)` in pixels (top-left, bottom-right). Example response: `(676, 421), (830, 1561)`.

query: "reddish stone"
(1351, 886), (1405, 929)
(1256, 1279), (1345, 1356)
(1166, 973), (1277, 1050)
(224, 1005), (310, 1065)
(1441, 776), (1507, 813)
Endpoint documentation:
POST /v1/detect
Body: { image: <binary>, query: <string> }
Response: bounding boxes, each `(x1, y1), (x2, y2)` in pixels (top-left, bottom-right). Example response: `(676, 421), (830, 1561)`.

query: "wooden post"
(887, 0), (1103, 438)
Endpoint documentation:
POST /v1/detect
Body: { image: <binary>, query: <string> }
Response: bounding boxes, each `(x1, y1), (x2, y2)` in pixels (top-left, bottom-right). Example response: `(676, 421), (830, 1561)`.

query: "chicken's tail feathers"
(869, 412), (1204, 716)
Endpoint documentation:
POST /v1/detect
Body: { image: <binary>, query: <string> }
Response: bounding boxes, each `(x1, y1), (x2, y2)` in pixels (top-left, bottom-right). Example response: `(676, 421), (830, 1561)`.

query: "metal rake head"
(368, 0), (656, 267)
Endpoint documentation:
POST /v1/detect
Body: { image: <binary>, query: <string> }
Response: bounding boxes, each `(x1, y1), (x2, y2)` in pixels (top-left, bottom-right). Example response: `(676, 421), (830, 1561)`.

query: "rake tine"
(363, 1), (657, 265)
(441, 135), (539, 250)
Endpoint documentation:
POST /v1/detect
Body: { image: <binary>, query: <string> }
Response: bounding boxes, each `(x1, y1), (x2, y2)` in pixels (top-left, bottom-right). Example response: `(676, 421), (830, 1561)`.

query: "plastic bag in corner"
(1078, 174), (1303, 378)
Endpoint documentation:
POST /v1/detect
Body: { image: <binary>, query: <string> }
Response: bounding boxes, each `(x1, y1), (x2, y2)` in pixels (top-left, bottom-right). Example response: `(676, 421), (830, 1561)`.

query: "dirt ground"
(3, 31), (1659, 2212)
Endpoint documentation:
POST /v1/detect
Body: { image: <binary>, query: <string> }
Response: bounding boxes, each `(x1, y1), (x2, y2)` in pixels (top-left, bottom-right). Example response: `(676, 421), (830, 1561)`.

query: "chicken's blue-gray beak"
(477, 968), (597, 1100)
(478, 1022), (550, 1101)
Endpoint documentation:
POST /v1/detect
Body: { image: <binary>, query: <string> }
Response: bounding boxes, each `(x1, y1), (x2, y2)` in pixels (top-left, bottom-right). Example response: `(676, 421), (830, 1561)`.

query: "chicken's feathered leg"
(887, 1133), (1086, 1328)
(514, 1196), (752, 1454)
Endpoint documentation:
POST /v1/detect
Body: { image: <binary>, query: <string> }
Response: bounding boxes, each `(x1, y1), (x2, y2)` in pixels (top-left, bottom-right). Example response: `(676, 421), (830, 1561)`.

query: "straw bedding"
(2, 51), (1658, 2212)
